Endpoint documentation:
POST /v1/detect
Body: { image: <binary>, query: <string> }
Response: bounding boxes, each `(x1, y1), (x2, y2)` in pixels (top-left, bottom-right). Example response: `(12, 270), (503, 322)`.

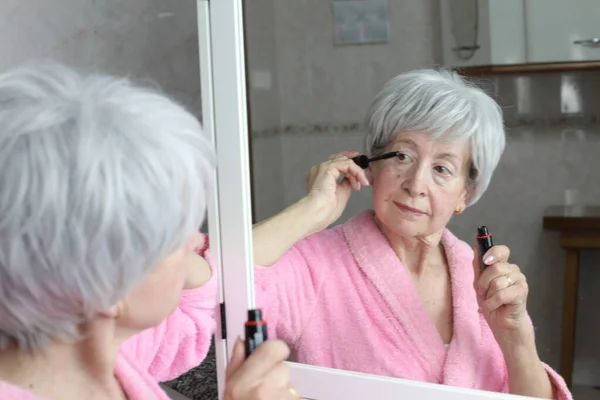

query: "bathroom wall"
(246, 0), (600, 387)
(0, 0), (202, 114)
(244, 0), (285, 221)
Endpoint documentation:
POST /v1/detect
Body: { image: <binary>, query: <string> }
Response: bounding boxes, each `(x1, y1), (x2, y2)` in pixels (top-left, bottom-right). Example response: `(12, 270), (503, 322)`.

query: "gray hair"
(364, 68), (505, 205)
(0, 62), (215, 351)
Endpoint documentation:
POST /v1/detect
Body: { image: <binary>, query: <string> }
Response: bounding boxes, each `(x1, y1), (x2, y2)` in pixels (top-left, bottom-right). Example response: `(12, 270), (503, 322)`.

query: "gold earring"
(455, 207), (464, 215)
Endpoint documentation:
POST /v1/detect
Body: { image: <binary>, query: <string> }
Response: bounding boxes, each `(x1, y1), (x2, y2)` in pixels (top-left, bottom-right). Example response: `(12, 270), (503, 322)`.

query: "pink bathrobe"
(0, 252), (217, 400)
(254, 211), (571, 399)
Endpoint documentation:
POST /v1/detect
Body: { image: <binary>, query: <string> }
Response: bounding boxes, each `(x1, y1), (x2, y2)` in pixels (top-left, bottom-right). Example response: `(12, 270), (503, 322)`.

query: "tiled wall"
(0, 0), (202, 114)
(244, 0), (285, 221)
(246, 0), (600, 386)
(273, 0), (441, 127)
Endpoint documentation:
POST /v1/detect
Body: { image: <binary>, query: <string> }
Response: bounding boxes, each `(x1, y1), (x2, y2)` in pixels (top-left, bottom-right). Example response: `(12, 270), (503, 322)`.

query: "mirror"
(241, 0), (597, 399)
(201, 1), (548, 398)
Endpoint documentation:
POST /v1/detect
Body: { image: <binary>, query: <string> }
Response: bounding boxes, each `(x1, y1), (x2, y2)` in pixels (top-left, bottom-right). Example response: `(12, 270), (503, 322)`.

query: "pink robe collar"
(342, 211), (482, 388)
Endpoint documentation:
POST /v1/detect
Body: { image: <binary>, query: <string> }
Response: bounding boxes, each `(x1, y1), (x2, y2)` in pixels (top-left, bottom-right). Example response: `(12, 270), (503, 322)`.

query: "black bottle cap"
(477, 226), (489, 237)
(247, 309), (263, 322)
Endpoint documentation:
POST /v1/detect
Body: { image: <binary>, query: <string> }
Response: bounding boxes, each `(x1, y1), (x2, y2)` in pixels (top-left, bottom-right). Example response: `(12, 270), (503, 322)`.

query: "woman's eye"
(396, 152), (410, 162)
(434, 165), (451, 175)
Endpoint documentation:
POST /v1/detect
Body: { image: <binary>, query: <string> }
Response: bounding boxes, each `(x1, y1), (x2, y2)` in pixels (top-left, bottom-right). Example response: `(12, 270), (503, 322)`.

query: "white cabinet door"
(526, 0), (600, 63)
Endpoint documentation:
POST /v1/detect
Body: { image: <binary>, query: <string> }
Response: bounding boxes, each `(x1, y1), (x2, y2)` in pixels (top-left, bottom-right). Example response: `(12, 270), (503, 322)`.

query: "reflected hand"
(473, 244), (531, 340)
(305, 150), (370, 230)
(224, 339), (299, 400)
(184, 234), (212, 290)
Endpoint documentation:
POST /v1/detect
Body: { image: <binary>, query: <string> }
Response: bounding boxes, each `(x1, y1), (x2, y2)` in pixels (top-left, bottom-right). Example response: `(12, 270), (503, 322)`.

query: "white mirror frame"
(198, 0), (533, 398)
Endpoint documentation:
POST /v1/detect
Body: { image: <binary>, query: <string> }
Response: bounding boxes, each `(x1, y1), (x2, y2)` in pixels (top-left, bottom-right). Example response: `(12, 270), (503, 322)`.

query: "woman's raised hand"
(305, 150), (370, 230)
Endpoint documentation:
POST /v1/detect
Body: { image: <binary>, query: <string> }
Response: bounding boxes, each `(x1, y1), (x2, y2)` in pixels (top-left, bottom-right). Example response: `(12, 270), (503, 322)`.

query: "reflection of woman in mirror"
(0, 62), (297, 400)
(245, 70), (572, 398)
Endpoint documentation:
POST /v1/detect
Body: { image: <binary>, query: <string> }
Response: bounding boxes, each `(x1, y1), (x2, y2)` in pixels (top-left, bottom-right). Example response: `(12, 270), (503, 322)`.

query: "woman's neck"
(377, 220), (446, 276)
(0, 320), (126, 400)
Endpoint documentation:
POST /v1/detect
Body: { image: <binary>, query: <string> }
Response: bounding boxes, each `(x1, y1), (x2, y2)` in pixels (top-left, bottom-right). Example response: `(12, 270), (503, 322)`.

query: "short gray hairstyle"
(365, 68), (505, 205)
(0, 62), (215, 351)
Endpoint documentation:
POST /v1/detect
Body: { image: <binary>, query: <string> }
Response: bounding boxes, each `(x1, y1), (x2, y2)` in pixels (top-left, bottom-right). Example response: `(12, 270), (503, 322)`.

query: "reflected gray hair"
(0, 62), (215, 351)
(364, 68), (505, 205)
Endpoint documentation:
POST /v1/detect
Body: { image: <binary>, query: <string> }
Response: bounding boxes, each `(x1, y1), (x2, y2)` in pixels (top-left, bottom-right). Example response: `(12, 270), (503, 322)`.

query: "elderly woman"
(0, 63), (297, 400)
(232, 69), (571, 399)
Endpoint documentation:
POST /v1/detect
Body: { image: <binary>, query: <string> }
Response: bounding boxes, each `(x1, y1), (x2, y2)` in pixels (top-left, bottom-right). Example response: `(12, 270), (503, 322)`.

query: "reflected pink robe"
(253, 211), (571, 398)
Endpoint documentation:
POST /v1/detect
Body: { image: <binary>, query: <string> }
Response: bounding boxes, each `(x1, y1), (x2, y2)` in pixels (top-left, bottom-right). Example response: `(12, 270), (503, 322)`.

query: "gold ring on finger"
(288, 386), (300, 398)
(505, 274), (515, 287)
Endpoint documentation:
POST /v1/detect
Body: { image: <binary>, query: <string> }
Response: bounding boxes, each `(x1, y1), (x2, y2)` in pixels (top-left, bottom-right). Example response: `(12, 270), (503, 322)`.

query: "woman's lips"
(393, 201), (426, 216)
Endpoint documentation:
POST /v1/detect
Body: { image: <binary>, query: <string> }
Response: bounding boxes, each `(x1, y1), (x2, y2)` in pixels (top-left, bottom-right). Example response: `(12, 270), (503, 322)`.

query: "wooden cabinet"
(441, 0), (600, 73)
(543, 206), (600, 388)
(526, 0), (600, 63)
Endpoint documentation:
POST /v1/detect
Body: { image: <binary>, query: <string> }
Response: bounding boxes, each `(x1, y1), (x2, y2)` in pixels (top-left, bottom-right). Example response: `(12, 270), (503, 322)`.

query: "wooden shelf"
(456, 61), (600, 76)
(543, 205), (600, 232)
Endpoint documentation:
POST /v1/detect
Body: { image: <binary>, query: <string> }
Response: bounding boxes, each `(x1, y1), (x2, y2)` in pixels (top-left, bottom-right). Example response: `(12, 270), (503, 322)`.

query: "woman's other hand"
(472, 244), (532, 344)
(183, 234), (212, 290)
(473, 247), (558, 398)
(224, 339), (300, 400)
(183, 252), (212, 290)
(305, 150), (370, 230)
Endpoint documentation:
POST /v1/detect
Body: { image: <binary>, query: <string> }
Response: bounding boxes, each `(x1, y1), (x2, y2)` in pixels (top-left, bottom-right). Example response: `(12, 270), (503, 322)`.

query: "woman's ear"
(460, 183), (474, 209)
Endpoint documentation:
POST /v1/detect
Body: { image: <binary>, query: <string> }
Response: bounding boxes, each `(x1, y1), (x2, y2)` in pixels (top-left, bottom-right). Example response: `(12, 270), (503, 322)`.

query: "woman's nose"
(403, 179), (427, 197)
(401, 167), (428, 197)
